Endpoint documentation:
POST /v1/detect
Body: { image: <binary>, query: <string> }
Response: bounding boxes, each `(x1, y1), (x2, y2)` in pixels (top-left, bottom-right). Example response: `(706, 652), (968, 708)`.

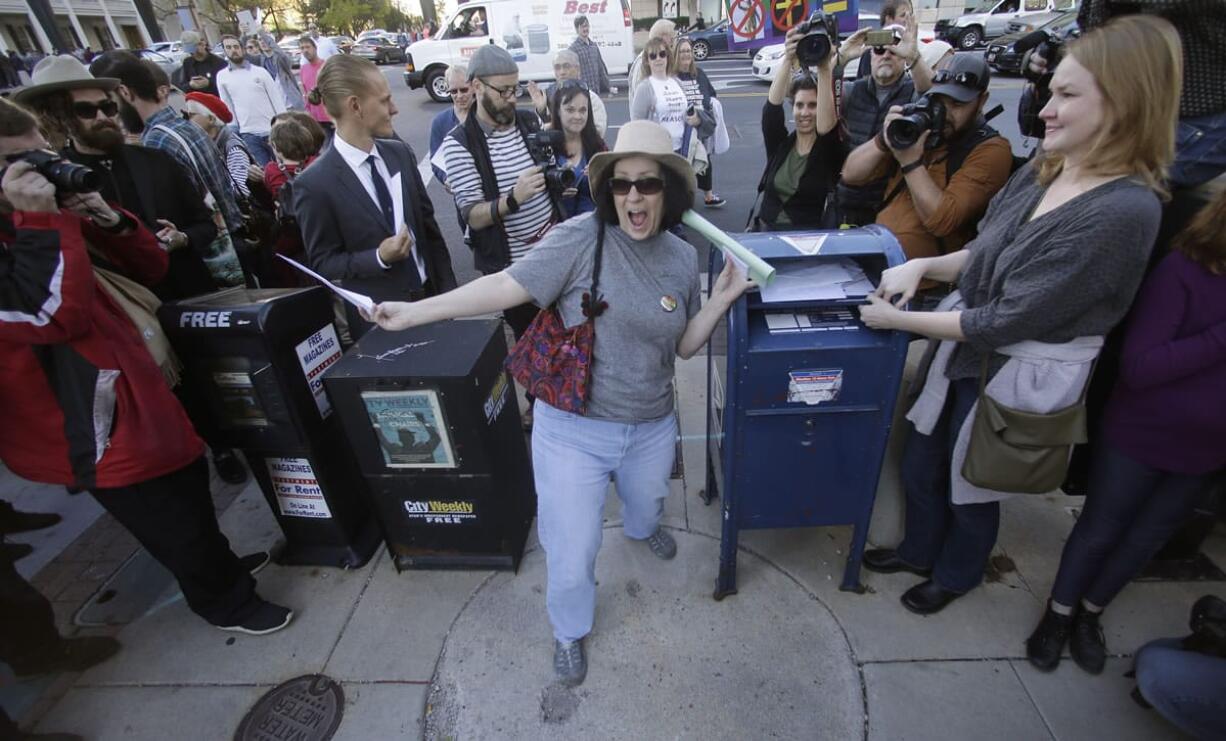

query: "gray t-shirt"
(507, 213), (701, 423)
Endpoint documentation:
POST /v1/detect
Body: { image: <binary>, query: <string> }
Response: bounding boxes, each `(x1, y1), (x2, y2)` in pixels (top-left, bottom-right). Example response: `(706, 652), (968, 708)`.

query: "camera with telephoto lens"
(885, 94), (947, 150)
(795, 10), (839, 68)
(6, 150), (99, 193)
(524, 129), (576, 194)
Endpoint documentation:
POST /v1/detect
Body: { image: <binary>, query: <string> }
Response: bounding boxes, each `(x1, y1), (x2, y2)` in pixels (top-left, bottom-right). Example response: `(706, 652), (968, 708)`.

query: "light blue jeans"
(532, 401), (677, 642)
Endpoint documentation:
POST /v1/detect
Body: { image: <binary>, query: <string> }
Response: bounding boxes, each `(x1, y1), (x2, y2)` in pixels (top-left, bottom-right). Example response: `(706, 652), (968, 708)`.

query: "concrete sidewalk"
(3, 351), (1224, 740)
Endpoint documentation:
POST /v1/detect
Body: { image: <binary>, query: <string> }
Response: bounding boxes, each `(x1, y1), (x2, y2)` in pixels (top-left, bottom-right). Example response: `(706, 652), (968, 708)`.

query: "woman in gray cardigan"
(856, 15), (1183, 615)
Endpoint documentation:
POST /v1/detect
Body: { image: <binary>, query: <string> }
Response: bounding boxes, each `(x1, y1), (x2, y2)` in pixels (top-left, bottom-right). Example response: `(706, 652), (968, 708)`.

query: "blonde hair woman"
(630, 36), (708, 160)
(856, 15), (1182, 616)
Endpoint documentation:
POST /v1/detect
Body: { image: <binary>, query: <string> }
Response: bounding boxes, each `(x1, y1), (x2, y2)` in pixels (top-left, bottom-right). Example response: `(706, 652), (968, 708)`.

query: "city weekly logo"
(179, 311), (232, 328)
(405, 501), (474, 514)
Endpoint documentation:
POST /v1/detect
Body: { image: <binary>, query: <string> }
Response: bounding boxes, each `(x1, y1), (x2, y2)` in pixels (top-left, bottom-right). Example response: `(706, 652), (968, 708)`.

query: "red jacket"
(0, 210), (205, 490)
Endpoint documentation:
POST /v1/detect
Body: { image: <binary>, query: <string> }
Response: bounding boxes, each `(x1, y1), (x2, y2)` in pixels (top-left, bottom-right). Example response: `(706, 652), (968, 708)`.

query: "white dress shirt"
(331, 133), (427, 284)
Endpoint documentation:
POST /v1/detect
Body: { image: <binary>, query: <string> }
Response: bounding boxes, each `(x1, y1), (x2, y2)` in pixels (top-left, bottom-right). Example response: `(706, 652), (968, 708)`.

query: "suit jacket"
(65, 143), (219, 300)
(294, 137), (457, 332)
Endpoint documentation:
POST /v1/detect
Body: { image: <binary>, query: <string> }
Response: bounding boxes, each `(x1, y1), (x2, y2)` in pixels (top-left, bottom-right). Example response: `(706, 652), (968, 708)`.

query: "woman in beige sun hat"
(371, 119), (753, 687)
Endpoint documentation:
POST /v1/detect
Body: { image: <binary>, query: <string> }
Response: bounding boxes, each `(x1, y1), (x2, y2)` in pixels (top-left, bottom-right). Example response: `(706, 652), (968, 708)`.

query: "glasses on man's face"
(872, 46), (895, 56)
(932, 69), (981, 87)
(609, 176), (665, 196)
(481, 79), (517, 99)
(72, 99), (119, 120)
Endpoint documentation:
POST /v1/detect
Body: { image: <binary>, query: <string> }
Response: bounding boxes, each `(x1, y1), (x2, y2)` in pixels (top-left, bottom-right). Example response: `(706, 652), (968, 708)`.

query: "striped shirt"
(141, 107), (243, 233)
(441, 125), (555, 262)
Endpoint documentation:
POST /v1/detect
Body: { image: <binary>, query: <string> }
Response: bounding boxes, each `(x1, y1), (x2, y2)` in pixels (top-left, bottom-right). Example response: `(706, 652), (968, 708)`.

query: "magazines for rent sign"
(296, 325), (342, 418)
(265, 457), (332, 519)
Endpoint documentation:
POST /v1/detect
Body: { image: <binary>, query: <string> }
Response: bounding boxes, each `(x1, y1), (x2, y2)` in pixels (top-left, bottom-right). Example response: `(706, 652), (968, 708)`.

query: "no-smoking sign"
(730, 0), (765, 40)
(771, 0), (809, 32)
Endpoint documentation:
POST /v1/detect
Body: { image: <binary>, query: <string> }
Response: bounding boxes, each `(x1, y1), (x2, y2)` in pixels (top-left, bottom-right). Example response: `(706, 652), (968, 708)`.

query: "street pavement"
(2, 54), (1221, 740)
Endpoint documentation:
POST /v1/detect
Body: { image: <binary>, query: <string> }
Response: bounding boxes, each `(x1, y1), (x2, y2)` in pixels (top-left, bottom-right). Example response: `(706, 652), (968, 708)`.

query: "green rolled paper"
(682, 210), (776, 286)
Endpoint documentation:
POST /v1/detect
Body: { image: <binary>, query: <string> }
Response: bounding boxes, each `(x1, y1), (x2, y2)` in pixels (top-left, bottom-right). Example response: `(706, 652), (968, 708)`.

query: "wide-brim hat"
(588, 120), (695, 201)
(12, 54), (119, 103)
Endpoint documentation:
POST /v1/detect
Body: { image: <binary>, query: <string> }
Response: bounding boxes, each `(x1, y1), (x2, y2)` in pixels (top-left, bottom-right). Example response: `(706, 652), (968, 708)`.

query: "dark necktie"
(366, 155), (395, 234)
(366, 154), (422, 291)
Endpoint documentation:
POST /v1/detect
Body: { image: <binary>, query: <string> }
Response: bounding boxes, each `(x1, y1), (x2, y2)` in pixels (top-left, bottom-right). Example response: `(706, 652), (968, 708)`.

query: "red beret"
(184, 92), (232, 124)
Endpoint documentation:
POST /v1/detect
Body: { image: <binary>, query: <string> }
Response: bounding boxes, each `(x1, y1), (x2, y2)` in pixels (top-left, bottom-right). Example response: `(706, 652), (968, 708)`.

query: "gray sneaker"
(645, 528), (677, 560)
(553, 638), (587, 686)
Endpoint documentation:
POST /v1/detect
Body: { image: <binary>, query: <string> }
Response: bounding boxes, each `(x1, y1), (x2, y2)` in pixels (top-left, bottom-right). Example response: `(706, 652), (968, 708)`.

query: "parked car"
(985, 9), (1077, 75)
(148, 40), (187, 63)
(278, 35), (302, 67)
(680, 18), (732, 60)
(935, 0), (1076, 50)
(330, 35), (355, 54)
(352, 36), (407, 64)
(134, 49), (180, 77)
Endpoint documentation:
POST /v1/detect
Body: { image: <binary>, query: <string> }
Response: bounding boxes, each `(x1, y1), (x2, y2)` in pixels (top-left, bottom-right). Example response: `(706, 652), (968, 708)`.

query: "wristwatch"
(505, 191), (520, 214)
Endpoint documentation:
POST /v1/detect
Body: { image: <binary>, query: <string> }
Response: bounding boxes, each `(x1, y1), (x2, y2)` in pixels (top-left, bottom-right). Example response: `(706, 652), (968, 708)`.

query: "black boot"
(1070, 608), (1107, 675)
(1026, 603), (1072, 672)
(212, 449), (248, 485)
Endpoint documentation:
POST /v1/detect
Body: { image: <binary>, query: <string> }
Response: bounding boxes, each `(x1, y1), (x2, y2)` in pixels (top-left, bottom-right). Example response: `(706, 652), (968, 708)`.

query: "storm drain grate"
(235, 674), (344, 741)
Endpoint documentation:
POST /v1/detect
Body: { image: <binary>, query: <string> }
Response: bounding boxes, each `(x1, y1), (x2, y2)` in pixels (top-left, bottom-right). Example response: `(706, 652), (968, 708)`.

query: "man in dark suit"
(18, 57), (220, 301)
(294, 54), (456, 338)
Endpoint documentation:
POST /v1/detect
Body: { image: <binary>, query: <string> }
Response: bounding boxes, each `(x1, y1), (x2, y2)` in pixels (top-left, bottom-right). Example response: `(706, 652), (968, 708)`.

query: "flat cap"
(467, 44), (518, 80)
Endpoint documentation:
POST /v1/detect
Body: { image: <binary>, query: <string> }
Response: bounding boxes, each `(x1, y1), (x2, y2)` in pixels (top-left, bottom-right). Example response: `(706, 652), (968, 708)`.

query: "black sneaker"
(10, 636), (121, 678)
(1026, 603), (1072, 672)
(212, 449), (249, 485)
(0, 502), (62, 535)
(216, 599), (293, 636)
(239, 551), (271, 575)
(703, 195), (726, 208)
(553, 638), (587, 687)
(645, 528), (677, 560)
(1070, 609), (1106, 675)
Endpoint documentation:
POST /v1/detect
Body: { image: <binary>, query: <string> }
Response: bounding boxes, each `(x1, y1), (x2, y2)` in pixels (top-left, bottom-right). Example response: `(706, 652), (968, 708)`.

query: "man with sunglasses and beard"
(18, 56), (218, 301)
(841, 54), (1014, 265)
(439, 45), (563, 343)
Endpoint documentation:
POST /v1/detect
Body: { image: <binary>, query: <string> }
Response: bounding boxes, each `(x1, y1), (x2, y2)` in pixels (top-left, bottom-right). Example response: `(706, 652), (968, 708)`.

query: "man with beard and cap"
(841, 53), (1014, 267)
(174, 30), (227, 97)
(17, 55), (219, 301)
(439, 44), (562, 344)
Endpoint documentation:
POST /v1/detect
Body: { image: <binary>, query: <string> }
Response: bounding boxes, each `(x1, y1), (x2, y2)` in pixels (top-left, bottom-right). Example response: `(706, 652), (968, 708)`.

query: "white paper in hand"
(277, 255), (375, 316)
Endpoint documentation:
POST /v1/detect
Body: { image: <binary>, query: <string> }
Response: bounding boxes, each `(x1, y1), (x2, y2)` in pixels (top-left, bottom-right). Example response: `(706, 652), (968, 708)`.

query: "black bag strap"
(580, 222), (608, 320)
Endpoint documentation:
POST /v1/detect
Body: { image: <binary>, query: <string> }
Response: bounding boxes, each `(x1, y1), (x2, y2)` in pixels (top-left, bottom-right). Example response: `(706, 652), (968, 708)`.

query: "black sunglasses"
(932, 69), (981, 87)
(609, 176), (665, 196)
(72, 99), (119, 119)
(647, 51), (668, 60)
(872, 46), (894, 55)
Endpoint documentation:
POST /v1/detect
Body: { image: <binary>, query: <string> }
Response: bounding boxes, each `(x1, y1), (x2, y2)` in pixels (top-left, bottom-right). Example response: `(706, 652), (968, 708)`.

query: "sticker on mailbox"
(787, 369), (843, 406)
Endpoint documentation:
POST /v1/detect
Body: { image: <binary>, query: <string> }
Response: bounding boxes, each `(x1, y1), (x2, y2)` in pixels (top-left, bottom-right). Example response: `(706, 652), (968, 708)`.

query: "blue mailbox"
(705, 226), (909, 598)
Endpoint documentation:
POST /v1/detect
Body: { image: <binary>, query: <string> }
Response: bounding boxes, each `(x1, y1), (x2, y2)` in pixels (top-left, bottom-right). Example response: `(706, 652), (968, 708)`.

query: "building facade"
(2, 0), (155, 54)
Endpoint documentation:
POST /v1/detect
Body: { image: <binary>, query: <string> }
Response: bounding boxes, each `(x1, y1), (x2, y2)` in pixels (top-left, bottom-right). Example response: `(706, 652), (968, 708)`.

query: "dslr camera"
(885, 94), (947, 150)
(795, 10), (839, 68)
(5, 150), (99, 193)
(524, 129), (576, 194)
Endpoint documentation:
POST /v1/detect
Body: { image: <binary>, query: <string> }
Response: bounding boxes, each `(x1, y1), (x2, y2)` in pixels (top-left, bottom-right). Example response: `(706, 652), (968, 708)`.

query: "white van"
(404, 0), (635, 102)
(935, 0), (1076, 50)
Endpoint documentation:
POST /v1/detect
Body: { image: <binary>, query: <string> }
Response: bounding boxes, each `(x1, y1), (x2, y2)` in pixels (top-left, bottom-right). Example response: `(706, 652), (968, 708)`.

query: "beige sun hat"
(587, 120), (696, 201)
(12, 55), (119, 104)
